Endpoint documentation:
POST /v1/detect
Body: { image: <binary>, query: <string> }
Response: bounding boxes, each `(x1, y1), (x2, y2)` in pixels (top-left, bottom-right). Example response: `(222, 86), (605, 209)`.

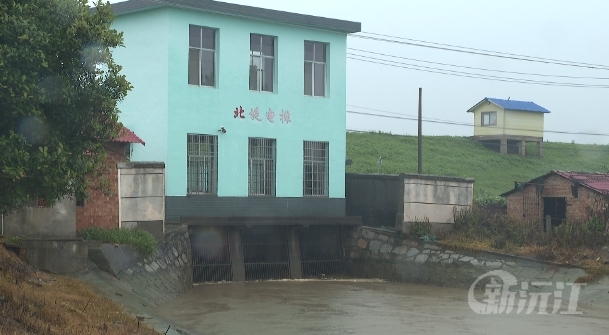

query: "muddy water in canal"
(153, 280), (609, 335)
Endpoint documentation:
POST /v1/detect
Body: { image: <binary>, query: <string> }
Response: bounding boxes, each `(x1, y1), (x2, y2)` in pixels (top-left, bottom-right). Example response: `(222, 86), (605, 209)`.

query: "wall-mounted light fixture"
(218, 126), (226, 133)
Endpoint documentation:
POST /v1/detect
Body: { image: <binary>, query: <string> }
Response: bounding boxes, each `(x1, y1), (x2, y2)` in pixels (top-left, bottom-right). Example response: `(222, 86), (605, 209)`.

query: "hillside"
(346, 132), (609, 198)
(0, 242), (158, 334)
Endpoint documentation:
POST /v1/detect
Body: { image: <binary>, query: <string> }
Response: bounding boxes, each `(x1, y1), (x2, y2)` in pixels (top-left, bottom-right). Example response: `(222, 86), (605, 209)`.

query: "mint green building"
(111, 0), (360, 281)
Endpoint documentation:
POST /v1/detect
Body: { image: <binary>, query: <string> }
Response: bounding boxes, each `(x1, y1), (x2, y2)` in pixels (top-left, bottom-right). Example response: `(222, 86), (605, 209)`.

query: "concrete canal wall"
(344, 226), (586, 289)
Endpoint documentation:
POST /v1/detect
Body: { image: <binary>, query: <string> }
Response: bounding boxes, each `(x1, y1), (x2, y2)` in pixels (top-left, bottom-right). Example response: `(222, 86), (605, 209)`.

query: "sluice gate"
(299, 226), (344, 277)
(242, 227), (291, 280)
(191, 228), (232, 282)
(190, 225), (345, 283)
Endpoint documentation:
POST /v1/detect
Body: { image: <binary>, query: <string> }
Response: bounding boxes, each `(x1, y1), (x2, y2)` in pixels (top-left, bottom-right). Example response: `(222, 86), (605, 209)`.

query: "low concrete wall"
(118, 162), (165, 237)
(344, 226), (586, 289)
(4, 197), (76, 237)
(88, 226), (193, 307)
(19, 238), (88, 274)
(402, 174), (474, 233)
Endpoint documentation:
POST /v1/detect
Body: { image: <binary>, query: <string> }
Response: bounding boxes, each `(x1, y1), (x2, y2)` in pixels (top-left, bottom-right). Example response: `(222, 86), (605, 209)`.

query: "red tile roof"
(555, 171), (609, 195)
(115, 126), (145, 145)
(501, 170), (609, 197)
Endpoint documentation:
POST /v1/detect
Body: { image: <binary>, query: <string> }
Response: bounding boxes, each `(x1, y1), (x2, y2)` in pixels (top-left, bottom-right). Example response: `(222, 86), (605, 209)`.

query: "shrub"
(474, 193), (507, 207)
(553, 220), (608, 249)
(78, 227), (157, 258)
(3, 236), (21, 246)
(409, 217), (432, 239)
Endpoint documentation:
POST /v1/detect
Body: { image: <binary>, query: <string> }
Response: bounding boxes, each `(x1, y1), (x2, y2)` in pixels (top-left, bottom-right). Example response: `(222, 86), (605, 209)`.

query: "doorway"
(543, 197), (567, 228)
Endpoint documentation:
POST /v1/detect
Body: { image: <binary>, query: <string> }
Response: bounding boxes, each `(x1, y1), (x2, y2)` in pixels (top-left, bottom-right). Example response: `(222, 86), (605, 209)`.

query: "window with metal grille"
(188, 25), (216, 86)
(248, 138), (276, 196)
(303, 141), (329, 196)
(249, 34), (275, 92)
(304, 41), (327, 97)
(187, 134), (217, 195)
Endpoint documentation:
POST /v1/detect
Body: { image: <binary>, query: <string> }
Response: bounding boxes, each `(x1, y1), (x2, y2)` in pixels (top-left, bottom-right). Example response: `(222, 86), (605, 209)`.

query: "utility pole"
(418, 87), (422, 174)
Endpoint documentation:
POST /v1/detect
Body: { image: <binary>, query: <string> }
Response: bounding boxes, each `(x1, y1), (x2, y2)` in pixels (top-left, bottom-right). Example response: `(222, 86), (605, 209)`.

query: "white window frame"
(303, 141), (329, 197)
(249, 34), (275, 92)
(304, 41), (327, 97)
(188, 25), (216, 87)
(187, 134), (218, 195)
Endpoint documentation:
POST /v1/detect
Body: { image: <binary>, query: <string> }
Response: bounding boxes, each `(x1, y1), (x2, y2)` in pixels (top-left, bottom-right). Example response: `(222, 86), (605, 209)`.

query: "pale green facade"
(112, 5), (356, 199)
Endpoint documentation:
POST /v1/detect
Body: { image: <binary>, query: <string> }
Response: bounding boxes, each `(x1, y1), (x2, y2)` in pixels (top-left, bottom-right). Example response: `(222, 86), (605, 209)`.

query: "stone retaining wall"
(344, 226), (586, 289)
(89, 226), (193, 307)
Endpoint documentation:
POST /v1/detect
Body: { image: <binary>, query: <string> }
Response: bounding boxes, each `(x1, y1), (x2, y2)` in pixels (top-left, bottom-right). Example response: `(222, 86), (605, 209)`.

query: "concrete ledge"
(88, 243), (141, 277)
(117, 161), (165, 169)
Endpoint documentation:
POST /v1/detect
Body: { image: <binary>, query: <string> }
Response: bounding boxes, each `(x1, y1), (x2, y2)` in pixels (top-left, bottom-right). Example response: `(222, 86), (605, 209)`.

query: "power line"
(350, 32), (609, 71)
(346, 110), (609, 136)
(347, 55), (609, 88)
(348, 48), (609, 80)
(347, 104), (460, 123)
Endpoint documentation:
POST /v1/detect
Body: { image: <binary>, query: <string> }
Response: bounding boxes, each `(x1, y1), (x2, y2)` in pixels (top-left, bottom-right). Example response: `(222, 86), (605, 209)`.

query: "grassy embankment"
(346, 132), (609, 199)
(0, 239), (159, 334)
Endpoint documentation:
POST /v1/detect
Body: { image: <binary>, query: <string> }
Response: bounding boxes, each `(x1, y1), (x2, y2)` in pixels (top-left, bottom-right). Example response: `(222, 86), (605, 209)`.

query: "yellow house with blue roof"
(467, 97), (550, 156)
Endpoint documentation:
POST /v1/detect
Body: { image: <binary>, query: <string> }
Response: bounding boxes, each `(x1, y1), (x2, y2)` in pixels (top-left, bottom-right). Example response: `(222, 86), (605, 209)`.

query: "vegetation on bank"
(78, 228), (157, 258)
(436, 206), (609, 282)
(0, 243), (159, 334)
(346, 132), (609, 203)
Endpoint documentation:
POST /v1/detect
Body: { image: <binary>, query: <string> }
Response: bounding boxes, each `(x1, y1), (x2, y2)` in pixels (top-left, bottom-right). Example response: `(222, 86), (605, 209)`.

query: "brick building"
(501, 171), (609, 228)
(5, 127), (145, 237)
(75, 127), (145, 231)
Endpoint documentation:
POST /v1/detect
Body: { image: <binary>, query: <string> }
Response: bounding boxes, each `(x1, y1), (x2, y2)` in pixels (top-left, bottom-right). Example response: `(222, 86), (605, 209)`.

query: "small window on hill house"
(481, 112), (497, 126)
(188, 25), (216, 87)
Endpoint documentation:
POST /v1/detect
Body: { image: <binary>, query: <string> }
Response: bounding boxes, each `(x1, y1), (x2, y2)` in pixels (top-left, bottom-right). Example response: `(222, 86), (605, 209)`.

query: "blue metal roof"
(484, 97), (550, 113)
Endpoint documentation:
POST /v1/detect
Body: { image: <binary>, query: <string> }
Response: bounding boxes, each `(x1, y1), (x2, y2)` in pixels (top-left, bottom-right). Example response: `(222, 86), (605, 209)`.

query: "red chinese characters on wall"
(233, 106), (245, 119)
(279, 110), (291, 124)
(266, 108), (275, 123)
(233, 106), (291, 124)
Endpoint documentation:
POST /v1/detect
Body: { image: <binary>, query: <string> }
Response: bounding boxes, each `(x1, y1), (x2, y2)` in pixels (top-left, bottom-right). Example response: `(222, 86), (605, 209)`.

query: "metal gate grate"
(522, 196), (540, 221)
(191, 227), (232, 283)
(242, 226), (290, 280)
(299, 226), (345, 278)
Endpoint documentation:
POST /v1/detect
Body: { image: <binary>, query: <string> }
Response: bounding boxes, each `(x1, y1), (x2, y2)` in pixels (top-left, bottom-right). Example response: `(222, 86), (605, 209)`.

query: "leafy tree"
(0, 0), (131, 213)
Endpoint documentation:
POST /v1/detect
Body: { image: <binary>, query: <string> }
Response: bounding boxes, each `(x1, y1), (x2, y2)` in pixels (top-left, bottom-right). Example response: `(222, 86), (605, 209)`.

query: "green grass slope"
(346, 132), (609, 197)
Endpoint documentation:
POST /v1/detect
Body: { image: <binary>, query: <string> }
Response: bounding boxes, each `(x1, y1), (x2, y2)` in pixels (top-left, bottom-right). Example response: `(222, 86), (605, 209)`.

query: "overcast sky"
(108, 0), (609, 144)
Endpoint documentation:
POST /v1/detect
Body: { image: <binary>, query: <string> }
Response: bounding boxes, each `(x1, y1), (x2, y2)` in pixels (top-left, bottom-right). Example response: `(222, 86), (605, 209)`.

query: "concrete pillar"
(519, 140), (526, 156)
(537, 141), (543, 157)
(500, 139), (507, 154)
(288, 227), (302, 279)
(229, 227), (245, 281)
